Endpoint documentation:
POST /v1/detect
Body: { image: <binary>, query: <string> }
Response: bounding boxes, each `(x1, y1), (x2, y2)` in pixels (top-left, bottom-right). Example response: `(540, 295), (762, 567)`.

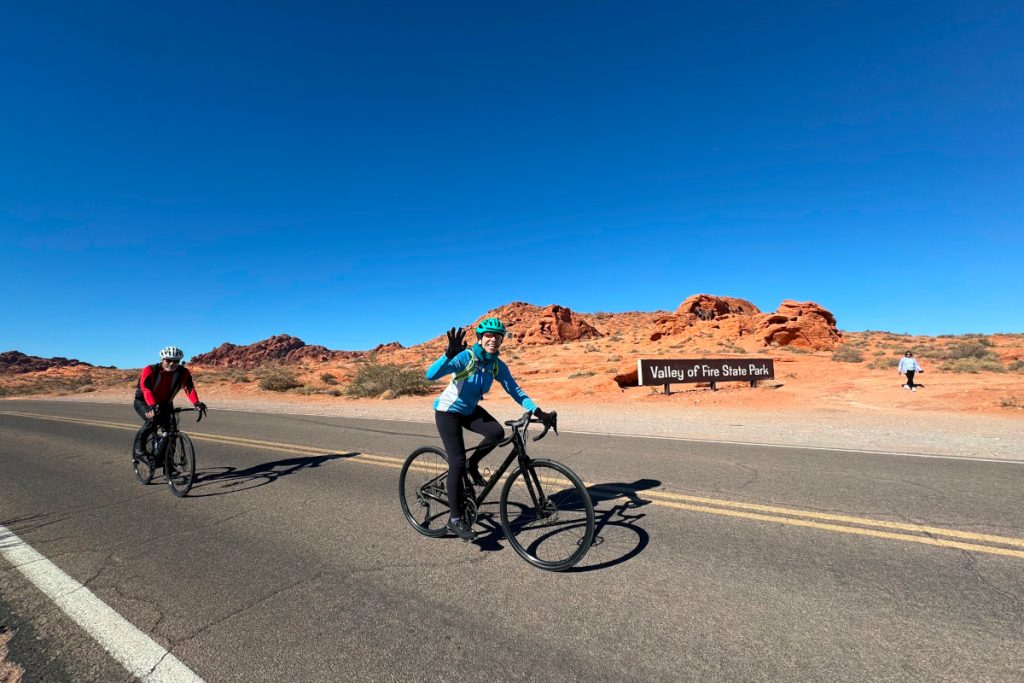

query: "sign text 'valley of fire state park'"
(637, 358), (775, 385)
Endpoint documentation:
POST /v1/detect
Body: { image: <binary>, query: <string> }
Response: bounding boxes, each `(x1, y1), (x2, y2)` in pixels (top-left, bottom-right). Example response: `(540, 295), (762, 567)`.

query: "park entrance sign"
(638, 358), (775, 393)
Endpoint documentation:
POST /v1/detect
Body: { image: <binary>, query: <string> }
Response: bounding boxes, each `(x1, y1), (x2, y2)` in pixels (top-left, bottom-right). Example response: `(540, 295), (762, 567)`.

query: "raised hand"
(445, 327), (467, 359)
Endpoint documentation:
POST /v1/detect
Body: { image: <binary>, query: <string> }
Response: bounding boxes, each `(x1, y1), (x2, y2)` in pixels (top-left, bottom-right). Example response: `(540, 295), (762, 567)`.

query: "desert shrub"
(608, 333), (622, 342)
(1000, 396), (1024, 409)
(943, 342), (1000, 361)
(940, 358), (1007, 373)
(568, 371), (597, 379)
(320, 372), (339, 385)
(831, 345), (865, 363)
(869, 356), (897, 370)
(1008, 360), (1024, 373)
(873, 350), (887, 356)
(345, 363), (433, 398)
(607, 354), (622, 362)
(258, 367), (302, 392)
(293, 384), (319, 395)
(584, 344), (599, 353)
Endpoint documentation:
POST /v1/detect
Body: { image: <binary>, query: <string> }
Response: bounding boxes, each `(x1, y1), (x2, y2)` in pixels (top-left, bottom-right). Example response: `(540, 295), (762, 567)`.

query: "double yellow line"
(4, 410), (1023, 560)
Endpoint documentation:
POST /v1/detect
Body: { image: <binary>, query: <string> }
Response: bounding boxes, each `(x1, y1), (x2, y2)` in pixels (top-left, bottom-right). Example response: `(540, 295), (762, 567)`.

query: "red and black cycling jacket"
(137, 364), (199, 406)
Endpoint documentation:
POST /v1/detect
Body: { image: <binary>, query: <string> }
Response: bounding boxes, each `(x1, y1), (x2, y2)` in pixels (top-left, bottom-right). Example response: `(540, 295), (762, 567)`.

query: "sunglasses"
(162, 359), (180, 364)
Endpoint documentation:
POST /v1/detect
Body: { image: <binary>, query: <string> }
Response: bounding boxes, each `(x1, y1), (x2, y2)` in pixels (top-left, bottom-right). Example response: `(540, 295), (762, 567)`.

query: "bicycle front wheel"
(399, 446), (450, 537)
(499, 459), (595, 571)
(165, 433), (196, 497)
(132, 434), (157, 485)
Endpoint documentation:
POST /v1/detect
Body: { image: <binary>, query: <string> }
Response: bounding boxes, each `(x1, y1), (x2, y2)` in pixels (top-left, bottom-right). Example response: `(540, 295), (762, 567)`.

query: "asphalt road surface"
(1, 399), (1023, 681)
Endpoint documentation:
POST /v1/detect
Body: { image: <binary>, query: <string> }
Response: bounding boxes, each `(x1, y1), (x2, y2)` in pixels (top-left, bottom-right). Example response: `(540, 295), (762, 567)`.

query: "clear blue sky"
(3, 1), (1021, 368)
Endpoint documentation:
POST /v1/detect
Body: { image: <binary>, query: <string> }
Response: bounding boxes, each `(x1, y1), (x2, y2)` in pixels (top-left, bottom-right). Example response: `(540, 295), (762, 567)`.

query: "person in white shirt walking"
(898, 351), (923, 391)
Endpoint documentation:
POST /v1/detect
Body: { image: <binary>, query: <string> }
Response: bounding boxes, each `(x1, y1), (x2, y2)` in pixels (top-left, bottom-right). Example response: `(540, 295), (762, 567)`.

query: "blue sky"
(3, 1), (1021, 368)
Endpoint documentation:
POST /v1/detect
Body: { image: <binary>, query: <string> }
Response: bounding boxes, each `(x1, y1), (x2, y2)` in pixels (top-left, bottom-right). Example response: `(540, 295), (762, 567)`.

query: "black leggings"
(905, 370), (916, 389)
(133, 398), (172, 453)
(435, 407), (505, 519)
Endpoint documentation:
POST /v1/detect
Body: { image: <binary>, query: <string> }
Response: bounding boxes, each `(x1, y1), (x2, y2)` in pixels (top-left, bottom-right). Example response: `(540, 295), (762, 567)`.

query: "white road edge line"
(0, 523), (205, 683)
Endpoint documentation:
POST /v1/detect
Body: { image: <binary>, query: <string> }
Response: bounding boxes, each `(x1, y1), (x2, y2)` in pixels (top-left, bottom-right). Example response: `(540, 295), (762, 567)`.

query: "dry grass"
(345, 363), (434, 398)
(831, 345), (865, 363)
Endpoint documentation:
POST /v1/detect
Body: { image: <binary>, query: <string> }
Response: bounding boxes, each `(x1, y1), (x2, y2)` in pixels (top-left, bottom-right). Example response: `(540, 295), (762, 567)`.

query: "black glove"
(533, 407), (555, 427)
(445, 327), (467, 359)
(145, 405), (158, 419)
(195, 401), (207, 413)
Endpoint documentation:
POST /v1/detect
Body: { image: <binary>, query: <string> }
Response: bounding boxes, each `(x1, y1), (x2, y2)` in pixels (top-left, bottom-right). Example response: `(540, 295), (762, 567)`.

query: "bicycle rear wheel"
(165, 433), (196, 497)
(499, 459), (594, 571)
(399, 447), (450, 537)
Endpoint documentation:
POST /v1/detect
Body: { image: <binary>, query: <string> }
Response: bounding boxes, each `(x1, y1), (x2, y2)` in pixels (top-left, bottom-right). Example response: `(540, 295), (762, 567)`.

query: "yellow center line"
(589, 484), (1024, 549)
(4, 410), (1022, 558)
(648, 499), (1024, 560)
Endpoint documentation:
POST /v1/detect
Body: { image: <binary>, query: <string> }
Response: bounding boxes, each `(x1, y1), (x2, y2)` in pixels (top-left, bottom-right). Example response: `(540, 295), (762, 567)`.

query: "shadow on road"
(567, 478), (659, 572)
(464, 478), (658, 571)
(187, 452), (358, 497)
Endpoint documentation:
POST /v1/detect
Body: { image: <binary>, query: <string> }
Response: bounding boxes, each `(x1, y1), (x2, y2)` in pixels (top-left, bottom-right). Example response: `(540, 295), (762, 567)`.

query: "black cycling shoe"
(447, 518), (476, 542)
(467, 466), (487, 488)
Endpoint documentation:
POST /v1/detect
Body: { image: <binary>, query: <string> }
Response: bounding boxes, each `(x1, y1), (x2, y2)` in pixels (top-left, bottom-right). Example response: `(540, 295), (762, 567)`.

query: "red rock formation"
(753, 301), (841, 350)
(613, 364), (639, 388)
(369, 341), (405, 355)
(648, 295), (840, 350)
(189, 335), (362, 369)
(0, 351), (92, 374)
(483, 302), (602, 345)
(675, 294), (761, 319)
(650, 294), (761, 341)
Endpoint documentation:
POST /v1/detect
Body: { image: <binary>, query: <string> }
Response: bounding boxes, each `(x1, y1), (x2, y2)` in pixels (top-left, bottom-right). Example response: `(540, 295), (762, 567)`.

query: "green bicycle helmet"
(475, 317), (507, 337)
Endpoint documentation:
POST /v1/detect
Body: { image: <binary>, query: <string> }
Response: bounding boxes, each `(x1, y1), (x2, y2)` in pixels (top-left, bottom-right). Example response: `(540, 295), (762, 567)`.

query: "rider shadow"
(188, 452), (358, 497)
(567, 478), (658, 573)
(467, 478), (659, 572)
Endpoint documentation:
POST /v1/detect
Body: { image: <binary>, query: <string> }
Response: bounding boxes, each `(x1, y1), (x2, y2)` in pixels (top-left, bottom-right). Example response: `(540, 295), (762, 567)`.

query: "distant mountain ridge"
(2, 296), (842, 373)
(0, 351), (92, 374)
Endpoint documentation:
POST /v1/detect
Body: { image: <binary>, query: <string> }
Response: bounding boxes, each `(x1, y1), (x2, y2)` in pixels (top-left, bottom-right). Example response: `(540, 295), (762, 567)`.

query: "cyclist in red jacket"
(132, 346), (206, 462)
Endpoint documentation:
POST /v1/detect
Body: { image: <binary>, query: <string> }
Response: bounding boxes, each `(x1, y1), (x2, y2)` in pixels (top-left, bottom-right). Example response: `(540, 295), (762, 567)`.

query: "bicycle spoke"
(400, 447), (451, 537)
(500, 460), (594, 571)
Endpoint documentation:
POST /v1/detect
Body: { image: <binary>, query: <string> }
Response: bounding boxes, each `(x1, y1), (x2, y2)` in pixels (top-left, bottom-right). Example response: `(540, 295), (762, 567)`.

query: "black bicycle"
(131, 406), (205, 497)
(399, 411), (595, 571)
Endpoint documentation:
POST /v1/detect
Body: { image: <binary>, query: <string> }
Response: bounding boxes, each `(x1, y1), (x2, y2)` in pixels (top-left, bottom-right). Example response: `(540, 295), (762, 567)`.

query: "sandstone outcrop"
(676, 294), (761, 319)
(189, 334), (361, 369)
(647, 295), (840, 350)
(650, 294), (761, 341)
(753, 300), (841, 350)
(483, 302), (602, 345)
(0, 351), (91, 374)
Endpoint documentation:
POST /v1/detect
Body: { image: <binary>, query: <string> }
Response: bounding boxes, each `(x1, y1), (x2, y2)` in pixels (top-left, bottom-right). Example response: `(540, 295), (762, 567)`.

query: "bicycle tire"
(399, 446), (450, 537)
(165, 432), (196, 497)
(131, 434), (157, 485)
(499, 459), (594, 571)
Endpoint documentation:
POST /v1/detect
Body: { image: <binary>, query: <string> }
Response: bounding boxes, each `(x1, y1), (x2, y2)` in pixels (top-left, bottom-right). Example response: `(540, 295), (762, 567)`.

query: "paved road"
(1, 399), (1023, 681)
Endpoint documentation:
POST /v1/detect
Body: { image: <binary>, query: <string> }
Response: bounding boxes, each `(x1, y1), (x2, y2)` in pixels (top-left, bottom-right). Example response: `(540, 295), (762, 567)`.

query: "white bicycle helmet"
(160, 346), (185, 361)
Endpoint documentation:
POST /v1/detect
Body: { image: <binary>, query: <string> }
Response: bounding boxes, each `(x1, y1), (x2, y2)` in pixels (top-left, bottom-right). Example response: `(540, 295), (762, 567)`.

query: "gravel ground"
(33, 393), (1024, 461)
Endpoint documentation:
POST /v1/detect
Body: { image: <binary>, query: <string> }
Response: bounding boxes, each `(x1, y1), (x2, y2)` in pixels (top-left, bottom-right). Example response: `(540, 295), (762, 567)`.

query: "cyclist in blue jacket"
(426, 317), (556, 540)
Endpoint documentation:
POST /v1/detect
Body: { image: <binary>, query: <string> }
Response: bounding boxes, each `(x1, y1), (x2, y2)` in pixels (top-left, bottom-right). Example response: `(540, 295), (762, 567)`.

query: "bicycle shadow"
(468, 478), (658, 572)
(187, 452), (358, 497)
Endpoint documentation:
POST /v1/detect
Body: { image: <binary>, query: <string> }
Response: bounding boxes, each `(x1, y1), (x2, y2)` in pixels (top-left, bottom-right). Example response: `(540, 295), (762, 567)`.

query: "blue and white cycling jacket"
(426, 344), (538, 416)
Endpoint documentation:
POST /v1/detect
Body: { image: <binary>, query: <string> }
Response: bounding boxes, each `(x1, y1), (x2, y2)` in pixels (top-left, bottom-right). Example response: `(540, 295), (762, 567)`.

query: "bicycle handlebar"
(504, 411), (558, 442)
(159, 406), (206, 423)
